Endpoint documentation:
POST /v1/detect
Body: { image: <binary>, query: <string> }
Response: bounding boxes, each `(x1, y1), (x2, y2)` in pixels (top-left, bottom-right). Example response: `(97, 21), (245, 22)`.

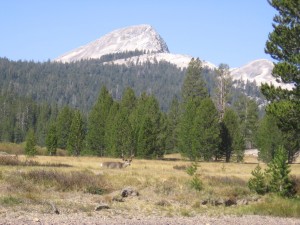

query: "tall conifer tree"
(67, 110), (85, 156)
(262, 0), (300, 162)
(86, 86), (113, 156)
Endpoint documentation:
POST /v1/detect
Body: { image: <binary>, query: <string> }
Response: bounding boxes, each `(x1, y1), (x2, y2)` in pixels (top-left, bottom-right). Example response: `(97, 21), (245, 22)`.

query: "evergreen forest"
(0, 50), (297, 162)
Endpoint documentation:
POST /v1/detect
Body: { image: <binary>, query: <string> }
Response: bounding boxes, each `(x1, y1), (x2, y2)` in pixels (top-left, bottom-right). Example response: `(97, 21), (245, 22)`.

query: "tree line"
(1, 47), (297, 162)
(1, 57), (274, 162)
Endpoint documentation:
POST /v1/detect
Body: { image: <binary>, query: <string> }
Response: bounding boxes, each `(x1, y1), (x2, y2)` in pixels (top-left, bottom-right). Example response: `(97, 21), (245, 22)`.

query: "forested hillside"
(0, 56), (264, 113)
(0, 57), (185, 112)
(0, 57), (265, 161)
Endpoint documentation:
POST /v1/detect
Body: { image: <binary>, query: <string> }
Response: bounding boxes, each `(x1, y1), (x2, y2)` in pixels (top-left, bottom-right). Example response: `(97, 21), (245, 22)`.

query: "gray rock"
(121, 187), (139, 197)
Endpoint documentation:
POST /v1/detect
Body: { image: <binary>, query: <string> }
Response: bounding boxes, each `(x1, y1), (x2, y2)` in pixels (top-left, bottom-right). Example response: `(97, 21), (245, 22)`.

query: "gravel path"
(1, 212), (300, 225)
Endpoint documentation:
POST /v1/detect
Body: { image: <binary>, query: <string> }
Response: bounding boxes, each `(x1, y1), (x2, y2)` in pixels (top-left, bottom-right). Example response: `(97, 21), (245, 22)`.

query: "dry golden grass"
(0, 152), (300, 217)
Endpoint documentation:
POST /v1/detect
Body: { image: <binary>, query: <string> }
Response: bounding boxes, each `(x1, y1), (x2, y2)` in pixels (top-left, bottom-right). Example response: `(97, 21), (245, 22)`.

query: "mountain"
(54, 24), (215, 70)
(54, 24), (291, 89)
(55, 24), (169, 63)
(230, 59), (293, 89)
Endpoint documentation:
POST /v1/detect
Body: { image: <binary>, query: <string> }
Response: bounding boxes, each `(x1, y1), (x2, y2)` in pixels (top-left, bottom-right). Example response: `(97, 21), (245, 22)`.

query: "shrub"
(266, 146), (295, 197)
(248, 165), (268, 195)
(186, 162), (197, 176)
(0, 155), (19, 166)
(186, 162), (203, 191)
(0, 156), (71, 167)
(11, 169), (109, 192)
(248, 146), (296, 197)
(190, 176), (203, 191)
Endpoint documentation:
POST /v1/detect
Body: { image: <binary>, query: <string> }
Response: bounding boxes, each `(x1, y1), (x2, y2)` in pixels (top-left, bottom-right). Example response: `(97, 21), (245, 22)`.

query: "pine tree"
(223, 108), (245, 162)
(234, 95), (259, 149)
(243, 100), (259, 149)
(233, 129), (245, 162)
(56, 106), (74, 149)
(262, 0), (300, 162)
(178, 98), (198, 160)
(86, 86), (113, 156)
(266, 146), (294, 197)
(248, 165), (268, 195)
(182, 58), (208, 105)
(25, 128), (37, 157)
(45, 122), (58, 156)
(67, 110), (85, 156)
(256, 115), (283, 163)
(165, 96), (180, 153)
(121, 87), (137, 111)
(192, 98), (221, 161)
(132, 93), (163, 158)
(104, 102), (120, 157)
(114, 108), (134, 157)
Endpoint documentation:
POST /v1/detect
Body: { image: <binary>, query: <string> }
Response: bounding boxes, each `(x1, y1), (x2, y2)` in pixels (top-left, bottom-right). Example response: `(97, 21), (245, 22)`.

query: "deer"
(100, 154), (134, 169)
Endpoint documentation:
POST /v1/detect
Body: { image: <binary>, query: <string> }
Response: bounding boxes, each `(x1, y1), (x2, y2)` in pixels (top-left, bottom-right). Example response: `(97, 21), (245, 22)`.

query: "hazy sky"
(1, 0), (276, 68)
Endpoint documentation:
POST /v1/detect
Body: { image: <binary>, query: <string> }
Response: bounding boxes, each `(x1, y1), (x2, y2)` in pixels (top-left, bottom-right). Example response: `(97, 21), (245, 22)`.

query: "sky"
(0, 0), (276, 68)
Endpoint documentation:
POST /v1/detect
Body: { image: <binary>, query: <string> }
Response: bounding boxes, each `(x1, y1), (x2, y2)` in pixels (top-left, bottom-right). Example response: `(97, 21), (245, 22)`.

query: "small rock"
(33, 218), (40, 222)
(121, 187), (139, 197)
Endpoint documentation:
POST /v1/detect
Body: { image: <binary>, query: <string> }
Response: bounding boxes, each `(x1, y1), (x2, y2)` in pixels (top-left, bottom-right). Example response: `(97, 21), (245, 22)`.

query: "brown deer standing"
(101, 154), (134, 169)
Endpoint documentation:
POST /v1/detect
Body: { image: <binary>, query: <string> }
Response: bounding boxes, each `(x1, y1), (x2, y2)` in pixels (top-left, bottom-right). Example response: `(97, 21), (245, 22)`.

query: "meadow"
(0, 143), (300, 219)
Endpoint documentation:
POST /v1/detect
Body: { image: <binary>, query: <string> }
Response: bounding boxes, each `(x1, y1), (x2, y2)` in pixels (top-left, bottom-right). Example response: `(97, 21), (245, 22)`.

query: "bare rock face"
(230, 59), (293, 89)
(55, 24), (169, 63)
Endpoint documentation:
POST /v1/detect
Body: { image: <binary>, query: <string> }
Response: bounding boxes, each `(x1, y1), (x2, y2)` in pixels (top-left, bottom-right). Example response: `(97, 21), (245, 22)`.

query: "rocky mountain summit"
(54, 24), (214, 69)
(55, 24), (169, 63)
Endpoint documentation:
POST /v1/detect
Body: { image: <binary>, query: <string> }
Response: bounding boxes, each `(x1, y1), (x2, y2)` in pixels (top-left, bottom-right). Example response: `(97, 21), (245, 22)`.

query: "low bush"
(0, 156), (71, 167)
(248, 146), (296, 197)
(206, 175), (246, 187)
(248, 165), (268, 195)
(4, 169), (110, 195)
(19, 169), (109, 192)
(186, 162), (203, 191)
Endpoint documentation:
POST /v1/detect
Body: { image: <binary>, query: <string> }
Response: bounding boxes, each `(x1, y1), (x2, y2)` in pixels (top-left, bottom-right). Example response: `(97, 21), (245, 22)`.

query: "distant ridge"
(231, 59), (293, 89)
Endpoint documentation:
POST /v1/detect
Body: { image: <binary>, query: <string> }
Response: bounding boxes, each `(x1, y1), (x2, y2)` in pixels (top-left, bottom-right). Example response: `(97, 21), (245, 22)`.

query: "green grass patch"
(241, 195), (300, 217)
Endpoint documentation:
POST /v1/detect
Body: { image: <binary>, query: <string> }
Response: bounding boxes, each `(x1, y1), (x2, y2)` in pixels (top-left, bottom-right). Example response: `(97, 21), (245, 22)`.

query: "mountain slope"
(107, 53), (216, 70)
(230, 59), (293, 89)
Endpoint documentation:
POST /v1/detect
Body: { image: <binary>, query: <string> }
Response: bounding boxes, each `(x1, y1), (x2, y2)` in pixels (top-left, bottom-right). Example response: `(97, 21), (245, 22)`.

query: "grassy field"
(0, 146), (300, 218)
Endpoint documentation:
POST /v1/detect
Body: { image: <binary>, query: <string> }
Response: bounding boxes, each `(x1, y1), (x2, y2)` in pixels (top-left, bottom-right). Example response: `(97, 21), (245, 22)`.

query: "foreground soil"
(0, 211), (300, 225)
